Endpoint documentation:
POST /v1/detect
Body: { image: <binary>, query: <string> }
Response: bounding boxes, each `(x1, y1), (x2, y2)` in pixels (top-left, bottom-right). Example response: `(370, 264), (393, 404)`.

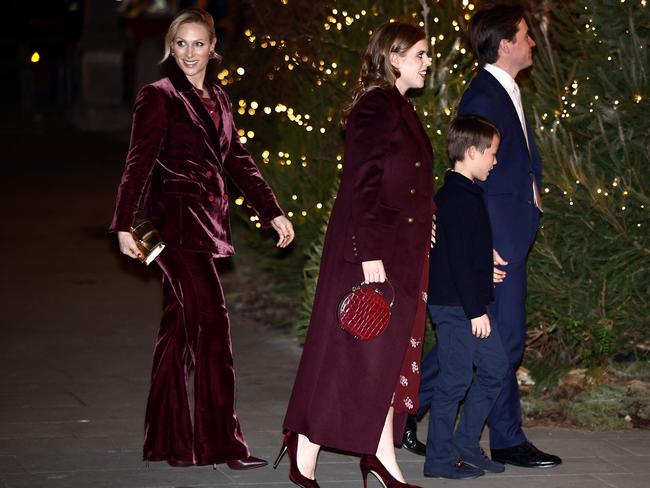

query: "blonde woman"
(110, 7), (294, 469)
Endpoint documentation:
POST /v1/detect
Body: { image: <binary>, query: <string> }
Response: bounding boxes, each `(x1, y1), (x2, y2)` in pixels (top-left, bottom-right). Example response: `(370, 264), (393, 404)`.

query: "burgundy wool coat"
(109, 63), (283, 251)
(283, 87), (435, 454)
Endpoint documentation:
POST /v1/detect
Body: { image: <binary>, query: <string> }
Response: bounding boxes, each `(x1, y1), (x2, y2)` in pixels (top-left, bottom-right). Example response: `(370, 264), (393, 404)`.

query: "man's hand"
(493, 248), (508, 284)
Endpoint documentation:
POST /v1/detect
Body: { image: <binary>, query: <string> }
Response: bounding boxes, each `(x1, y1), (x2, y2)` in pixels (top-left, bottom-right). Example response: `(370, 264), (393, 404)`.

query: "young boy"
(423, 115), (509, 480)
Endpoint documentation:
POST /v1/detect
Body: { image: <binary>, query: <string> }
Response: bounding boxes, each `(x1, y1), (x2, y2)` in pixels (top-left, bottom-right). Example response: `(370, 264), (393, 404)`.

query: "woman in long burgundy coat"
(110, 8), (294, 469)
(277, 22), (435, 488)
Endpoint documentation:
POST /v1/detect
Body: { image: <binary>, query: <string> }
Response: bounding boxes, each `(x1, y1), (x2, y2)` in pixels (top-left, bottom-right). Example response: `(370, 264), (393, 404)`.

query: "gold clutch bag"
(130, 217), (165, 265)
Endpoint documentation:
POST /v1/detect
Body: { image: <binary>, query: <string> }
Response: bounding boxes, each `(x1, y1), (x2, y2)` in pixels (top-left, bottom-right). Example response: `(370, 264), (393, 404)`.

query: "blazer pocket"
(163, 179), (202, 196)
(376, 202), (402, 225)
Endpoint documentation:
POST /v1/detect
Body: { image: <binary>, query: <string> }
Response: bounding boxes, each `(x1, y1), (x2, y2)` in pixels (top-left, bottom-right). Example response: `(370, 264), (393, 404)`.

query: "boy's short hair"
(447, 115), (500, 165)
(469, 3), (525, 65)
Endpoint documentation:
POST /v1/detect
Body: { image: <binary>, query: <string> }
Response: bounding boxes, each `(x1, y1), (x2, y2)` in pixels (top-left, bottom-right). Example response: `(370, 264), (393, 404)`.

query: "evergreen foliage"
(226, 0), (477, 337)
(525, 0), (649, 365)
(223, 0), (648, 366)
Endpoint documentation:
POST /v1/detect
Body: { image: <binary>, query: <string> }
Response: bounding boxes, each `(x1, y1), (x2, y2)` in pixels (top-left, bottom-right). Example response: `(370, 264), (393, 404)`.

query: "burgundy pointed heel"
(360, 454), (422, 488)
(273, 432), (320, 487)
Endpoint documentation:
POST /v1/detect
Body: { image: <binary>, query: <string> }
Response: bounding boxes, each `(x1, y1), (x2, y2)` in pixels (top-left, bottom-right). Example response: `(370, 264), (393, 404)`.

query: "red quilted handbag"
(337, 281), (395, 340)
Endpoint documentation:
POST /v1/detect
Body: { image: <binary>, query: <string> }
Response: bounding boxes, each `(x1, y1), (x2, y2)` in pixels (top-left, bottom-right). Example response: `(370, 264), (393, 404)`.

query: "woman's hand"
(361, 260), (386, 283)
(271, 215), (295, 248)
(117, 231), (143, 260)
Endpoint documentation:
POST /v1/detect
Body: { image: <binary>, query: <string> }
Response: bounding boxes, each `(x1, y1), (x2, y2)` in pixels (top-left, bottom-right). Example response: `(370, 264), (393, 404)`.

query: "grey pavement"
(1, 124), (648, 487)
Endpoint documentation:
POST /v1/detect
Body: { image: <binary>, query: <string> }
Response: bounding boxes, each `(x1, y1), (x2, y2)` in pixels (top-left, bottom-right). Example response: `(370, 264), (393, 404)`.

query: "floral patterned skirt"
(393, 253), (429, 414)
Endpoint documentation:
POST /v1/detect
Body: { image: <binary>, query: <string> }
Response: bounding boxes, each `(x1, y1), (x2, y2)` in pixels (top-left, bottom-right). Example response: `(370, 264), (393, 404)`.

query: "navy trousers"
(423, 305), (507, 471)
(419, 261), (528, 450)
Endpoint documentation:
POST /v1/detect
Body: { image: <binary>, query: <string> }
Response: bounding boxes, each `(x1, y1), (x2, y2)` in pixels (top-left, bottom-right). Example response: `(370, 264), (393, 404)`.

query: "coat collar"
(444, 169), (483, 195)
(392, 86), (434, 158)
(477, 68), (533, 161)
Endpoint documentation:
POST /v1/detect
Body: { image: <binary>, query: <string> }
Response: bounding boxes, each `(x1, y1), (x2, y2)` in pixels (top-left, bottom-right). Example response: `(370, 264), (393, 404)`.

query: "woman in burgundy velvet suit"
(277, 22), (435, 488)
(110, 8), (294, 469)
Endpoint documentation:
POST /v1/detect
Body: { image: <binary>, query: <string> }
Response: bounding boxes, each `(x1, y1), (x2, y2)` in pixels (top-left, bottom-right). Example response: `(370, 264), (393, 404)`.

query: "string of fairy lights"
(218, 0), (646, 231)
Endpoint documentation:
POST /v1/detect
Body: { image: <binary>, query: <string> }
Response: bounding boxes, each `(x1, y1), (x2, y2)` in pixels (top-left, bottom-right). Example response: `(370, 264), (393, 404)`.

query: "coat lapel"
(394, 88), (433, 161)
(479, 69), (531, 162)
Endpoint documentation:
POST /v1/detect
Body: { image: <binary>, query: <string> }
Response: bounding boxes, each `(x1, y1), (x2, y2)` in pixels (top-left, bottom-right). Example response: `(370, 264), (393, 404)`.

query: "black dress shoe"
(225, 456), (268, 470)
(401, 415), (426, 456)
(491, 441), (562, 468)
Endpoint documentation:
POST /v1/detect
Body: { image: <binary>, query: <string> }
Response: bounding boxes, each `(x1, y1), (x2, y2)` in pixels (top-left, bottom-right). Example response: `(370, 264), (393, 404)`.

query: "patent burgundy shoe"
(360, 454), (422, 488)
(401, 415), (426, 456)
(273, 431), (320, 487)
(491, 441), (562, 468)
(224, 456), (268, 470)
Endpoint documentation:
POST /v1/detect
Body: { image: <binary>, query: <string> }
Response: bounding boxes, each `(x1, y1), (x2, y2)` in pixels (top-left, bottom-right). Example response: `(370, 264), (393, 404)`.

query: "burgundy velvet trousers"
(143, 246), (250, 466)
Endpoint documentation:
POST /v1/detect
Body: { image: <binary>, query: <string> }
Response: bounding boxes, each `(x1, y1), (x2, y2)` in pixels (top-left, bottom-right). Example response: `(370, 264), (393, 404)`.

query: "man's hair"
(447, 115), (500, 165)
(468, 3), (525, 64)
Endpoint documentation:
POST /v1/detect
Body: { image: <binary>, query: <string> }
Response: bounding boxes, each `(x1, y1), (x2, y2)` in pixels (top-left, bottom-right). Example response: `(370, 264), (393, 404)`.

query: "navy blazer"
(428, 171), (494, 320)
(458, 68), (542, 263)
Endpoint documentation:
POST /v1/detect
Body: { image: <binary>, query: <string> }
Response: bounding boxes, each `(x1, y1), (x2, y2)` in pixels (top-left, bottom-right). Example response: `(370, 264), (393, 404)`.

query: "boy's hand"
(493, 248), (508, 284)
(471, 314), (491, 339)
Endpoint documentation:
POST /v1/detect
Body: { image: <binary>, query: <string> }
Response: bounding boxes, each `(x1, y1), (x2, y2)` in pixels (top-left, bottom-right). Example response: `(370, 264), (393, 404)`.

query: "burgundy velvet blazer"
(110, 63), (283, 255)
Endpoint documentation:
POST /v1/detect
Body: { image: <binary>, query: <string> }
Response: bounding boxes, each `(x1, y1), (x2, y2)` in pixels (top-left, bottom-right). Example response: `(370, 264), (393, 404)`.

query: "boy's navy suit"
(419, 67), (542, 450)
(424, 170), (507, 473)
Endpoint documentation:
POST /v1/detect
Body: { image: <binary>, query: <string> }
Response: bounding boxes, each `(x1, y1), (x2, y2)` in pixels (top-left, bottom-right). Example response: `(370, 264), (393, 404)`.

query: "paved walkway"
(0, 125), (648, 487)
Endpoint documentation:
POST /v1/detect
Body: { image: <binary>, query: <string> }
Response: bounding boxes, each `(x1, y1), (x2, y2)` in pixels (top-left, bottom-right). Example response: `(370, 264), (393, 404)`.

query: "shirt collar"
(484, 63), (518, 95)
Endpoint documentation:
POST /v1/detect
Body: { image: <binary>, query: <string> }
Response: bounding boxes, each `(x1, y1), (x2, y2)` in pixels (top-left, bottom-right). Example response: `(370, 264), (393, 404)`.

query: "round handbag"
(337, 281), (395, 340)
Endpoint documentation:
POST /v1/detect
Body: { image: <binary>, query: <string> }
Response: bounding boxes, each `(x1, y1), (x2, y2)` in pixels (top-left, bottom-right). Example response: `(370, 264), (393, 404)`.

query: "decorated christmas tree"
(219, 0), (648, 368)
(524, 0), (649, 366)
(221, 0), (479, 335)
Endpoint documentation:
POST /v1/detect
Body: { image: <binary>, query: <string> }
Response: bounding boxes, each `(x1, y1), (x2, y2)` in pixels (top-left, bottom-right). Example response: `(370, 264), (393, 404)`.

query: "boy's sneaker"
(424, 460), (485, 480)
(457, 447), (506, 473)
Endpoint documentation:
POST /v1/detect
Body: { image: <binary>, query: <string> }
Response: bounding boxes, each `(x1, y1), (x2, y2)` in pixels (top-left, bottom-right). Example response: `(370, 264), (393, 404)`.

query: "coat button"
(208, 194), (215, 202)
(410, 188), (416, 195)
(407, 217), (414, 223)
(223, 194), (229, 201)
(415, 161), (422, 167)
(205, 170), (213, 177)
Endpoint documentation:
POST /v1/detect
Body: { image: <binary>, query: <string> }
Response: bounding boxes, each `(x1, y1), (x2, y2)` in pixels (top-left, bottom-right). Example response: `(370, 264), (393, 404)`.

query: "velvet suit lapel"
(167, 63), (224, 171)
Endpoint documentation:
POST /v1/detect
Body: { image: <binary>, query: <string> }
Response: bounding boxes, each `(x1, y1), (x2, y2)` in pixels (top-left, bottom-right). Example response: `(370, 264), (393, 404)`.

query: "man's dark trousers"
(424, 305), (507, 471)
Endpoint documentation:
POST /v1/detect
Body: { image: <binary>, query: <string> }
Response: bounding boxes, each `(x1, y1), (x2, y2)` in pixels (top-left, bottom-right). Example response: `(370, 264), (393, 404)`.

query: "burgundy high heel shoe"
(360, 454), (422, 488)
(273, 431), (320, 488)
